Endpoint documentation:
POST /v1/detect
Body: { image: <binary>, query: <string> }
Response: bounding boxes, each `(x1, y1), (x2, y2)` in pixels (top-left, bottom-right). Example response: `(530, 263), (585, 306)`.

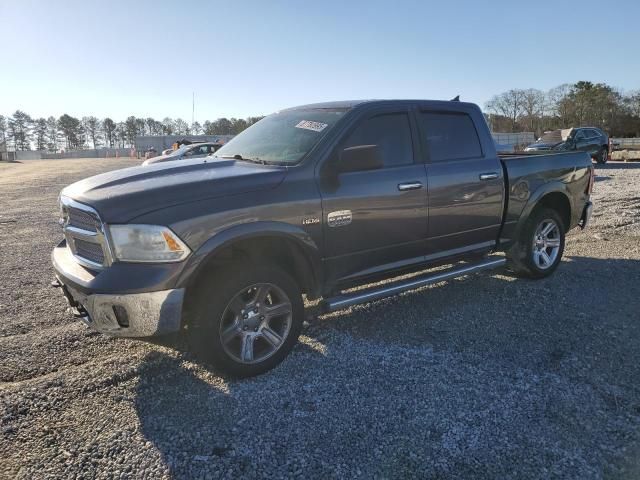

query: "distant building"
(135, 135), (235, 154)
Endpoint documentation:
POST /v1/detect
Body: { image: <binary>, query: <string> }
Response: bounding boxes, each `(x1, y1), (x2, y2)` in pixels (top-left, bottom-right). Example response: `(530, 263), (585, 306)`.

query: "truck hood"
(62, 158), (287, 223)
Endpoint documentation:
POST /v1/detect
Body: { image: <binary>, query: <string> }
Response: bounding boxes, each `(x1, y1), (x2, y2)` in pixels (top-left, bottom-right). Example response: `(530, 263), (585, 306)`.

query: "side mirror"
(339, 145), (383, 173)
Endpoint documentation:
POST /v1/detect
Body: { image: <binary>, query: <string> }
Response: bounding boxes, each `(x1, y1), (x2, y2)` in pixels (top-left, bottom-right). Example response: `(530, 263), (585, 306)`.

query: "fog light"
(112, 305), (129, 328)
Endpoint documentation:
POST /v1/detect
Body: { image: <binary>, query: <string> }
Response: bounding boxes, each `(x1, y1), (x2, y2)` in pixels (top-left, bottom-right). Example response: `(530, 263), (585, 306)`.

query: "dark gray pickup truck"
(52, 99), (594, 376)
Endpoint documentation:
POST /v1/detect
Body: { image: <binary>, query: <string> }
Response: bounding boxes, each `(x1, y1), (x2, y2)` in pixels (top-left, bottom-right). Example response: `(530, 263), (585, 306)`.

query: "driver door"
(319, 107), (428, 283)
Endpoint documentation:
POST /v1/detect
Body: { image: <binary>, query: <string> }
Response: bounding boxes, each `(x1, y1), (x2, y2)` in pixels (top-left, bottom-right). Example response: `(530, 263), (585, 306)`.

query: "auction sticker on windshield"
(295, 120), (328, 132)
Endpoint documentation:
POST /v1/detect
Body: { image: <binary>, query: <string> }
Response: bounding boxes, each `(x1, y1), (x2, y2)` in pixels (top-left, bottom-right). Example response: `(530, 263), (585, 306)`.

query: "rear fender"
(513, 182), (573, 239)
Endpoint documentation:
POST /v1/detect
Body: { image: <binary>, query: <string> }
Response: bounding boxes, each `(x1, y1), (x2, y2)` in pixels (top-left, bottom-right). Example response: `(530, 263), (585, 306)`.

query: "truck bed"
(498, 150), (593, 246)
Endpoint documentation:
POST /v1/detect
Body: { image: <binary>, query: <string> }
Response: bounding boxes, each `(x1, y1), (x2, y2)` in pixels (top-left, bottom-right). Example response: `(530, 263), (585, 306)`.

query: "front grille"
(67, 207), (101, 232)
(74, 238), (106, 265)
(61, 197), (109, 269)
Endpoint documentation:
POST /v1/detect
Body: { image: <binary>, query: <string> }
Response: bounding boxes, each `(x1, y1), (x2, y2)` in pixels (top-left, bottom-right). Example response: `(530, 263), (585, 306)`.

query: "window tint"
(588, 129), (601, 138)
(420, 112), (482, 162)
(575, 130), (586, 140)
(343, 113), (413, 167)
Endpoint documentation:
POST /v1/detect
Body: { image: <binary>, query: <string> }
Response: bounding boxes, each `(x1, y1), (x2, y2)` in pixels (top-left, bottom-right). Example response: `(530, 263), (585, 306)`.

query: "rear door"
(417, 107), (504, 255)
(319, 106), (428, 282)
(586, 129), (603, 155)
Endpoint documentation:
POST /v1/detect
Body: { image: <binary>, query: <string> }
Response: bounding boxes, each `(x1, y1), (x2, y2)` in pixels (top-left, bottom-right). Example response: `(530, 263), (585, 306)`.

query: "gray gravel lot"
(1, 158), (639, 479)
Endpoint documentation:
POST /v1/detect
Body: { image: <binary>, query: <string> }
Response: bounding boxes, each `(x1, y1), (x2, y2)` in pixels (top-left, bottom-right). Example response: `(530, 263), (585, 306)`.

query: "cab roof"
(281, 99), (477, 112)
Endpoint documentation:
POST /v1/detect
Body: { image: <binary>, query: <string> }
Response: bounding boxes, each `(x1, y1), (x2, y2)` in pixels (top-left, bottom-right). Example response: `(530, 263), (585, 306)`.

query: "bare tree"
(173, 118), (188, 135)
(546, 83), (572, 125)
(624, 90), (640, 118)
(162, 117), (174, 135)
(485, 89), (525, 132)
(521, 89), (545, 133)
(46, 117), (59, 151)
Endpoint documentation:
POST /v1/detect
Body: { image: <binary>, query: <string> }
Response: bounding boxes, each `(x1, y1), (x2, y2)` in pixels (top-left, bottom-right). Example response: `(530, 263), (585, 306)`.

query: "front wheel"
(507, 207), (566, 279)
(188, 263), (304, 377)
(595, 147), (608, 164)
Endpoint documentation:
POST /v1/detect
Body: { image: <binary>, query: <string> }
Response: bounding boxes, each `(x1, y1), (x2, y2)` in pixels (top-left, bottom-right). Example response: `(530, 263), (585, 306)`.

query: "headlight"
(108, 225), (191, 263)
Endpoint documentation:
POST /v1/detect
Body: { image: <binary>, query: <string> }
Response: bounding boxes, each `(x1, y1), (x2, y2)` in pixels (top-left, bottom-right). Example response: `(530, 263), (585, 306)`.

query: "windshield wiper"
(219, 154), (269, 165)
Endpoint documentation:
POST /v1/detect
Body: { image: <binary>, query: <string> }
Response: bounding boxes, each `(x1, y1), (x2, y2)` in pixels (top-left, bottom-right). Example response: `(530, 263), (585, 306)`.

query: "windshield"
(166, 146), (189, 157)
(213, 108), (347, 165)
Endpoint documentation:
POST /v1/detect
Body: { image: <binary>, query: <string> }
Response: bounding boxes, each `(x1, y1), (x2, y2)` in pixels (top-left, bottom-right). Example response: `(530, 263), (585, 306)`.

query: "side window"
(420, 112), (482, 162)
(342, 113), (413, 167)
(575, 130), (586, 141)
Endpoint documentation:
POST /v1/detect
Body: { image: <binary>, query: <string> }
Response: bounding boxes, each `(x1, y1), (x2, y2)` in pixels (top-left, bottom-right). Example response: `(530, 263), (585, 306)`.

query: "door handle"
(398, 182), (423, 191)
(479, 172), (499, 181)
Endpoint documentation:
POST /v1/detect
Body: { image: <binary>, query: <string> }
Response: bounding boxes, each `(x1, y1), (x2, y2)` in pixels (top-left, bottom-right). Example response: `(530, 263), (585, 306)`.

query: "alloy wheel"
(218, 283), (292, 364)
(532, 219), (561, 270)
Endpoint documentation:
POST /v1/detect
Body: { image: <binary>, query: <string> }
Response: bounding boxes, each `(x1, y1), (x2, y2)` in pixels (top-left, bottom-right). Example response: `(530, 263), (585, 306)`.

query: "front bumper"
(52, 240), (185, 337)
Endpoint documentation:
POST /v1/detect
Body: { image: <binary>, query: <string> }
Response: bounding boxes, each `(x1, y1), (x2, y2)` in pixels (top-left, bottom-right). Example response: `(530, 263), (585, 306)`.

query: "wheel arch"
(515, 183), (573, 237)
(176, 221), (323, 301)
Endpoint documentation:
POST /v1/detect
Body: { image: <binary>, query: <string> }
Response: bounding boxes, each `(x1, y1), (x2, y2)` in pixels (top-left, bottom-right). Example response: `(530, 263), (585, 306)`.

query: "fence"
(135, 135), (235, 154)
(491, 132), (536, 148)
(611, 138), (640, 150)
(1, 148), (136, 161)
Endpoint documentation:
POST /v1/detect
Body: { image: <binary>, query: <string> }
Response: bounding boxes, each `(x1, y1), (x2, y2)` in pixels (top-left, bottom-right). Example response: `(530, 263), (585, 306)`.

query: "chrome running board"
(321, 257), (506, 312)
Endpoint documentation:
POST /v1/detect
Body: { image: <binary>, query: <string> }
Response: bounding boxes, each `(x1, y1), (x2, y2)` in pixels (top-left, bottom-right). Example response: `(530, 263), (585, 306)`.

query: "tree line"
(485, 81), (640, 137)
(2, 81), (639, 151)
(0, 114), (264, 151)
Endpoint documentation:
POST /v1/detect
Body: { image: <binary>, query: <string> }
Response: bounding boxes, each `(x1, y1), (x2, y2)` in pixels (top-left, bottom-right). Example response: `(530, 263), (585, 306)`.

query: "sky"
(1, 0), (639, 122)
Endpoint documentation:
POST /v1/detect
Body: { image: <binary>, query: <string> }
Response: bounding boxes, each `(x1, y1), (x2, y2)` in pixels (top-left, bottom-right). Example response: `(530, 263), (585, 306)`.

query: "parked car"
(142, 142), (222, 165)
(52, 99), (594, 377)
(525, 127), (609, 164)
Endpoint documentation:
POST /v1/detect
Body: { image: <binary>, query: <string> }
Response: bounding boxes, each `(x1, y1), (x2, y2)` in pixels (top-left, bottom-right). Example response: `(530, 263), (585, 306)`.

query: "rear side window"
(588, 129), (601, 138)
(343, 113), (413, 167)
(420, 112), (482, 162)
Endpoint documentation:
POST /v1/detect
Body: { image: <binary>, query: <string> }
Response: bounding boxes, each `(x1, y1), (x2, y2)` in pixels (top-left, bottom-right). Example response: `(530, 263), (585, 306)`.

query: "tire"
(507, 207), (565, 279)
(595, 147), (608, 164)
(187, 262), (304, 377)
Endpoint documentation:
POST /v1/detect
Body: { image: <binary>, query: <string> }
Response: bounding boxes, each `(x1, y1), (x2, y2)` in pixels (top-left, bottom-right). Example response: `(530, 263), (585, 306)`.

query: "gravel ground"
(1, 158), (639, 479)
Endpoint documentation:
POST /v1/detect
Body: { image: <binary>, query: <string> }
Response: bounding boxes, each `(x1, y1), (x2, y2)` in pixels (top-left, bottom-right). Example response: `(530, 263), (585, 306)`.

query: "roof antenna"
(451, 95), (460, 102)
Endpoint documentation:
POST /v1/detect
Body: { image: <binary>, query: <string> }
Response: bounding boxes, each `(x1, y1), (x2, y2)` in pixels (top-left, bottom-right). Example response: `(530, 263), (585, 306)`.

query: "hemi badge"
(302, 217), (320, 225)
(327, 210), (352, 227)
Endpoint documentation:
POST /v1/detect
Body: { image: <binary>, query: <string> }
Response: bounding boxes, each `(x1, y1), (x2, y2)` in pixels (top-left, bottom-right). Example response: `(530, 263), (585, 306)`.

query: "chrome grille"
(67, 207), (101, 232)
(74, 238), (106, 264)
(60, 196), (111, 269)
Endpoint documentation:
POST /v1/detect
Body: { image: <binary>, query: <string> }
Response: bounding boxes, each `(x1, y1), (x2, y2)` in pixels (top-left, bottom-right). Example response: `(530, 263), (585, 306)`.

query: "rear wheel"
(595, 146), (608, 164)
(188, 263), (304, 377)
(507, 207), (565, 279)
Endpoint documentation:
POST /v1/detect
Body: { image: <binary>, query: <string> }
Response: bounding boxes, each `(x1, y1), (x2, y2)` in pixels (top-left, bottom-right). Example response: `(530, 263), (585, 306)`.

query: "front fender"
(175, 221), (322, 292)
